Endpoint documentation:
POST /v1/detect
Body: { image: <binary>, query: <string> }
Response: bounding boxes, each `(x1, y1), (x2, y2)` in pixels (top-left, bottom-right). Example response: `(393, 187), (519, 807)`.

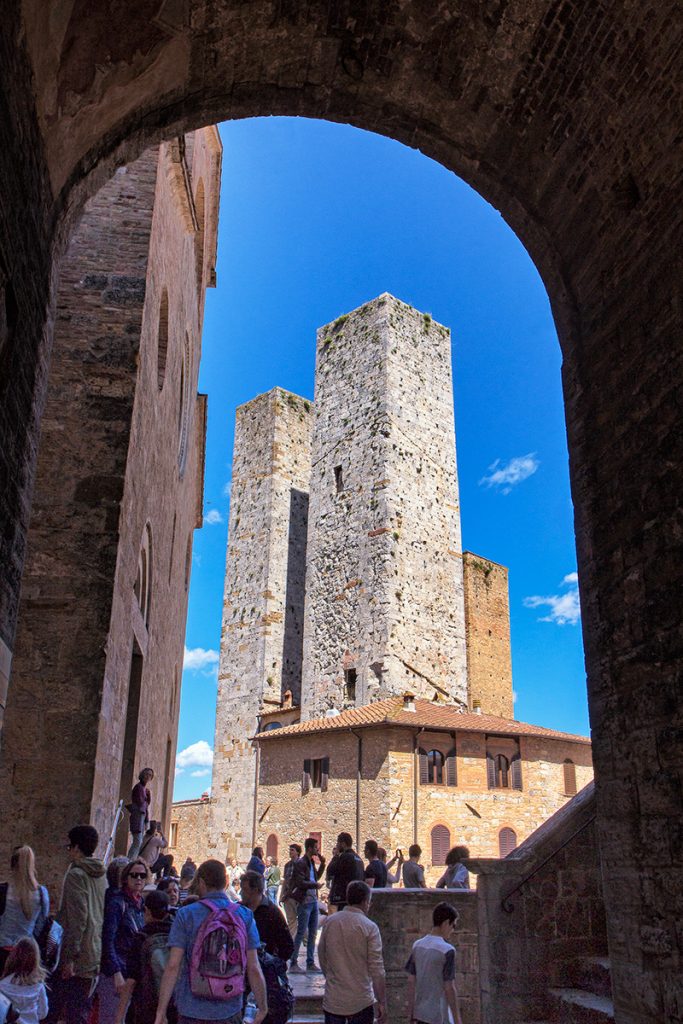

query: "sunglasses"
(129, 872), (147, 880)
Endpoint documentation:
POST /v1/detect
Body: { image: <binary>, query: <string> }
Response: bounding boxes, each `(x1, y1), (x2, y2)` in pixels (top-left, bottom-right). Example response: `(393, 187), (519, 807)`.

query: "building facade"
(0, 128), (221, 887)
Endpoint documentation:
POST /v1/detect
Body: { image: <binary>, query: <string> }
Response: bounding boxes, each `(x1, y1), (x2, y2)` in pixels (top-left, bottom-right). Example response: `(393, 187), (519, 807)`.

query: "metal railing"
(501, 814), (596, 913)
(103, 799), (125, 865)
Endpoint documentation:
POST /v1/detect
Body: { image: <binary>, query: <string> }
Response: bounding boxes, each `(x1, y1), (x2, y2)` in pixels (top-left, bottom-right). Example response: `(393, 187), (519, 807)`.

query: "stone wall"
(249, 724), (592, 882)
(302, 295), (467, 718)
(463, 553), (514, 718)
(169, 797), (212, 870)
(469, 783), (605, 1024)
(368, 888), (480, 1024)
(0, 129), (220, 888)
(210, 389), (312, 862)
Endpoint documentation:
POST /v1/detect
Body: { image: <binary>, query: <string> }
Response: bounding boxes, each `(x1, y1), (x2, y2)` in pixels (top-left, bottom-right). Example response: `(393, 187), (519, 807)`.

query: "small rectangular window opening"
(344, 668), (357, 701)
(334, 465), (344, 493)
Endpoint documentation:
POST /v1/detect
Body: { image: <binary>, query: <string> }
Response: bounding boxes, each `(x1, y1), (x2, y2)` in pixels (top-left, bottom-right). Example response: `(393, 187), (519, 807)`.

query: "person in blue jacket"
(99, 859), (147, 1023)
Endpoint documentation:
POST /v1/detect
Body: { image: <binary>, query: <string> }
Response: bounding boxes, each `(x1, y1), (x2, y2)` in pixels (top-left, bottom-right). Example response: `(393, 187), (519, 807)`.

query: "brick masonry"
(1, 5), (681, 1019)
(463, 554), (514, 718)
(0, 129), (221, 890)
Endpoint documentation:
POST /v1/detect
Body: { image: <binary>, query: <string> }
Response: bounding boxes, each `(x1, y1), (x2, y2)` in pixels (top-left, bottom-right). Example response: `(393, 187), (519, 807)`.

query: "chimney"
(472, 699), (482, 715)
(403, 691), (416, 713)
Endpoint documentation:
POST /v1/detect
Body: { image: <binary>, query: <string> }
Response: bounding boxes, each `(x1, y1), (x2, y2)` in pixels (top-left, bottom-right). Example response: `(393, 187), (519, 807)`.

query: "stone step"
(291, 1016), (325, 1024)
(555, 956), (611, 1000)
(548, 987), (614, 1023)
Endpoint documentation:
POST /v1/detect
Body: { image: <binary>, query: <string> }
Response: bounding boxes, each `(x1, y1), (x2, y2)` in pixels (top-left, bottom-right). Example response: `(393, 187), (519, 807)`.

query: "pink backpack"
(189, 899), (248, 1000)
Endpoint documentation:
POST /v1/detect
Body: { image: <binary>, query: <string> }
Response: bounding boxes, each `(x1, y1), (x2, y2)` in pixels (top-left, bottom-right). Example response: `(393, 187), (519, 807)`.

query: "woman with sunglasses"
(99, 860), (147, 1024)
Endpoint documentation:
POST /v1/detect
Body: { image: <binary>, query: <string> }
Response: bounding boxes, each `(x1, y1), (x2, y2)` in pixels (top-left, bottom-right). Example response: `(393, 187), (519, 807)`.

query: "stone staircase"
(521, 954), (614, 1024)
(289, 969), (324, 1023)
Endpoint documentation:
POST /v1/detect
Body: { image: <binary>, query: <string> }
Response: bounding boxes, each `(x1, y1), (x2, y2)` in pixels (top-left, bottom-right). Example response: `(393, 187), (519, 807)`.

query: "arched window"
(266, 834), (278, 860)
(134, 524), (152, 626)
(157, 288), (169, 390)
(563, 758), (577, 796)
(499, 827), (517, 857)
(431, 824), (451, 865)
(427, 749), (444, 784)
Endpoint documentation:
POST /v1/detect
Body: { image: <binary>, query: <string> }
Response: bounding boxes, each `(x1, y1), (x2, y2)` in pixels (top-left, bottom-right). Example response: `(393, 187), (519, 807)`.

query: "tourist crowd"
(0, 772), (468, 1024)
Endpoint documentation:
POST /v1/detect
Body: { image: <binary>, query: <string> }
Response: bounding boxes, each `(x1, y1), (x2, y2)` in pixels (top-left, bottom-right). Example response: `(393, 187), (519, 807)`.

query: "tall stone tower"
(463, 552), (514, 718)
(301, 294), (468, 718)
(211, 388), (312, 858)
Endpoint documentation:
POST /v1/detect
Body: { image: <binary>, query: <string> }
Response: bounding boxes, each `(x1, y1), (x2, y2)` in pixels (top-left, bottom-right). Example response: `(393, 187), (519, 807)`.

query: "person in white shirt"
(435, 847), (470, 890)
(0, 937), (48, 1024)
(318, 881), (386, 1024)
(405, 902), (463, 1024)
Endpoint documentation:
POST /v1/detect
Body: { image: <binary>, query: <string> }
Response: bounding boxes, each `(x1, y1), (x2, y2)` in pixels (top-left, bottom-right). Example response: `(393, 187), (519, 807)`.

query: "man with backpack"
(239, 873), (294, 1024)
(125, 889), (176, 1024)
(153, 859), (267, 1024)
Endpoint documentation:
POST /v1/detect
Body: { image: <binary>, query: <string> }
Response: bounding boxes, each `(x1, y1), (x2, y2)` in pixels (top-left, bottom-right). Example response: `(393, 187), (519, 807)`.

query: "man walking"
(47, 825), (107, 1024)
(401, 845), (426, 889)
(318, 881), (386, 1024)
(289, 837), (326, 972)
(240, 871), (294, 963)
(280, 844), (301, 938)
(154, 859), (268, 1024)
(405, 902), (463, 1024)
(326, 834), (364, 912)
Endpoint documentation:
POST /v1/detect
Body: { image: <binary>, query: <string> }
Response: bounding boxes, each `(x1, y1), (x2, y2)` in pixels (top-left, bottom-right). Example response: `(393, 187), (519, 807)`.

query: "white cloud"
(479, 453), (540, 494)
(176, 740), (214, 773)
(203, 509), (225, 525)
(190, 768), (211, 778)
(183, 646), (219, 671)
(223, 481), (232, 499)
(524, 573), (581, 626)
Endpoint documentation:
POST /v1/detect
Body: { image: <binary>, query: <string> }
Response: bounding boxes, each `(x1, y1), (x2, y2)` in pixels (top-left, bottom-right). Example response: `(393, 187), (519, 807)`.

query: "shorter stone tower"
(211, 388), (312, 859)
(463, 552), (514, 717)
(301, 294), (468, 718)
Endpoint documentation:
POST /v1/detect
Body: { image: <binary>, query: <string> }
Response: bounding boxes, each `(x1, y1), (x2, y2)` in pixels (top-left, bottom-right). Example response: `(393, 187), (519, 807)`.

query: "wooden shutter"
(563, 759), (577, 796)
(499, 827), (517, 857)
(431, 825), (451, 865)
(302, 759), (311, 795)
(486, 752), (496, 789)
(511, 754), (523, 791)
(321, 756), (329, 792)
(419, 748), (429, 785)
(446, 746), (457, 787)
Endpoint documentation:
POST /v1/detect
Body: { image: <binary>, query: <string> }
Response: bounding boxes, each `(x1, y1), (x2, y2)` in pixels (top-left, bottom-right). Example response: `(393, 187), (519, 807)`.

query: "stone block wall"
(469, 783), (605, 1024)
(210, 389), (312, 862)
(463, 553), (514, 718)
(0, 128), (221, 888)
(367, 888), (480, 1024)
(169, 797), (212, 870)
(302, 294), (467, 718)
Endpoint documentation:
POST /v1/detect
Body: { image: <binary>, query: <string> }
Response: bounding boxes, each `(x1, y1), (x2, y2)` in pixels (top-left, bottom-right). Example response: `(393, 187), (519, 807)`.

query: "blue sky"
(173, 117), (588, 799)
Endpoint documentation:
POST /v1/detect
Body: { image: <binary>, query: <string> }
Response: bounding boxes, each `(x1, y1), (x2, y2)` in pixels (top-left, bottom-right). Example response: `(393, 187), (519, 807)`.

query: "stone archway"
(0, 5), (681, 1022)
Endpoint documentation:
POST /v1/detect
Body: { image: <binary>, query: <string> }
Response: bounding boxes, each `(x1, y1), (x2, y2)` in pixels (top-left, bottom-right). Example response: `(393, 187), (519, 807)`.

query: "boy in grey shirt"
(401, 844), (426, 889)
(405, 902), (462, 1024)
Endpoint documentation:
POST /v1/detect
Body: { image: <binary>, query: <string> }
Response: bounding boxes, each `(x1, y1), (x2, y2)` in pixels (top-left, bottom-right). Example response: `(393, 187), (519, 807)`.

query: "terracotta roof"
(254, 696), (590, 744)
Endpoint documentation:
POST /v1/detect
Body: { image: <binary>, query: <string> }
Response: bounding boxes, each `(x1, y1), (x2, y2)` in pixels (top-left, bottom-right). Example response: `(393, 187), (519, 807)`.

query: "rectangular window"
(303, 756), (329, 793)
(334, 465), (344, 493)
(170, 822), (178, 848)
(344, 668), (357, 701)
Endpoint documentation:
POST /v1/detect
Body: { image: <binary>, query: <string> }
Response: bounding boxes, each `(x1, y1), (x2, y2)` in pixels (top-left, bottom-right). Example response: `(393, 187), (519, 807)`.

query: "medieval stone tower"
(210, 389), (312, 859)
(301, 294), (468, 717)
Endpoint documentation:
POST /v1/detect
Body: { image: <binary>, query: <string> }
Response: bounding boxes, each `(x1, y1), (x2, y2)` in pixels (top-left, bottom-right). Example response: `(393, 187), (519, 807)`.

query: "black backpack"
(255, 948), (294, 1024)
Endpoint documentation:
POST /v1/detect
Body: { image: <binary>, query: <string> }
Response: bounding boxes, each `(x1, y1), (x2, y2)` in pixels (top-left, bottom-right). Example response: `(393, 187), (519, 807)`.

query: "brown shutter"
(499, 827), (517, 857)
(511, 754), (523, 791)
(431, 824), (451, 865)
(446, 747), (457, 787)
(419, 748), (429, 785)
(486, 753), (496, 789)
(302, 759), (311, 795)
(321, 756), (329, 792)
(563, 759), (577, 796)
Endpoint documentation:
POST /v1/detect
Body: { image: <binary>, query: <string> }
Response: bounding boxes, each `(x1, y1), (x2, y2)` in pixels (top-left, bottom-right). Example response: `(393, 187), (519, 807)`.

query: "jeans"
(267, 884), (278, 904)
(324, 1006), (375, 1024)
(127, 832), (143, 858)
(291, 899), (318, 965)
(45, 974), (98, 1024)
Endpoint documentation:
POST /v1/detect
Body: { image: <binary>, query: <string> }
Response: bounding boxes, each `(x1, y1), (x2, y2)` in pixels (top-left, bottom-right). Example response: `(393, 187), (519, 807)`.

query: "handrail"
(501, 814), (596, 913)
(103, 799), (125, 866)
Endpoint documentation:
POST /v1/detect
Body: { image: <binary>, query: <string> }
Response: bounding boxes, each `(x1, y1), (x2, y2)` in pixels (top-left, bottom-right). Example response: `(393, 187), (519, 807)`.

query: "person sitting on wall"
(246, 848), (266, 876)
(240, 872), (294, 963)
(435, 847), (470, 890)
(127, 770), (154, 860)
(138, 824), (172, 881)
(401, 845), (426, 889)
